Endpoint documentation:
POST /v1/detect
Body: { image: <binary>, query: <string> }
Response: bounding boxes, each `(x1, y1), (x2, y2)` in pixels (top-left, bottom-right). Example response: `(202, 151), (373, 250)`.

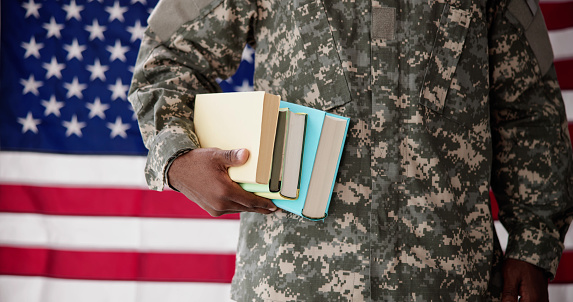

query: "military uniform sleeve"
(488, 0), (573, 277)
(128, 0), (258, 190)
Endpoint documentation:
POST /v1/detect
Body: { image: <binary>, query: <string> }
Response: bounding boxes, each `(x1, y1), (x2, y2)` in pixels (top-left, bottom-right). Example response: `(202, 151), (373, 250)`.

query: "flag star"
(108, 78), (129, 100)
(85, 19), (106, 41)
(64, 77), (87, 99)
(86, 98), (110, 119)
(64, 39), (86, 61)
(22, 0), (41, 18)
(86, 58), (109, 81)
(107, 116), (131, 139)
(105, 1), (128, 22)
(43, 17), (64, 39)
(62, 0), (84, 21)
(18, 112), (41, 134)
(241, 46), (255, 64)
(234, 79), (253, 92)
(22, 36), (44, 59)
(131, 0), (147, 4)
(41, 95), (65, 117)
(62, 114), (86, 137)
(127, 20), (146, 42)
(42, 57), (66, 79)
(20, 74), (43, 96)
(106, 40), (129, 62)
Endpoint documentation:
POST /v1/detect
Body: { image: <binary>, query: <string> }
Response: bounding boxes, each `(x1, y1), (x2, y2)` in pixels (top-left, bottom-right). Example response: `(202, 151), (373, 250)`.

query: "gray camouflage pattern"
(128, 0), (573, 300)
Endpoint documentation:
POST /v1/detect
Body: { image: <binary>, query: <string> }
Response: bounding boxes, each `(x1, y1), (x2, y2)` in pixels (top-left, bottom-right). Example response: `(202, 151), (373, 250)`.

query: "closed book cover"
(240, 108), (306, 200)
(193, 91), (280, 184)
(272, 101), (349, 221)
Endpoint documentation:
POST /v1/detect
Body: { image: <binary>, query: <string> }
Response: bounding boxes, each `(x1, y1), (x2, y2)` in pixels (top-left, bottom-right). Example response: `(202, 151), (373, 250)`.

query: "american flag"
(0, 0), (571, 301)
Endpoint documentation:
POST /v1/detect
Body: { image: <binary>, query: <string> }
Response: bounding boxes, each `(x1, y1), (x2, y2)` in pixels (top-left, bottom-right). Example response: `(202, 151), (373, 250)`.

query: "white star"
(43, 17), (64, 39)
(107, 116), (131, 139)
(86, 98), (110, 119)
(20, 75), (43, 96)
(22, 36), (44, 59)
(62, 115), (86, 137)
(234, 79), (254, 92)
(108, 78), (129, 100)
(63, 77), (87, 99)
(41, 95), (65, 117)
(131, 0), (147, 4)
(105, 2), (128, 22)
(64, 39), (86, 61)
(22, 0), (41, 18)
(241, 45), (255, 64)
(86, 58), (109, 81)
(85, 19), (106, 41)
(127, 20), (146, 42)
(62, 0), (84, 21)
(42, 57), (66, 79)
(106, 40), (129, 62)
(18, 112), (41, 134)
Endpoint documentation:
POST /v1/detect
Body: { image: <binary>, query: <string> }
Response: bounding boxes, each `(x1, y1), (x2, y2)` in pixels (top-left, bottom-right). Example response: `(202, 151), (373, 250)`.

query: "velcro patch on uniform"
(148, 0), (216, 42)
(372, 7), (396, 40)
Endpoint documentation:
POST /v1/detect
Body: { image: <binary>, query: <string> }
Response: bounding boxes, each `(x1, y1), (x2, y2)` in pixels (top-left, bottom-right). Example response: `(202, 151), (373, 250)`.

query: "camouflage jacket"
(128, 0), (573, 300)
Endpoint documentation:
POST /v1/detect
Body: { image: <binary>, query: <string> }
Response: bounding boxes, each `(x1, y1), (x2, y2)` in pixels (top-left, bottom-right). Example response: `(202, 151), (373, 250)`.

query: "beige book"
(302, 115), (348, 219)
(193, 91), (280, 184)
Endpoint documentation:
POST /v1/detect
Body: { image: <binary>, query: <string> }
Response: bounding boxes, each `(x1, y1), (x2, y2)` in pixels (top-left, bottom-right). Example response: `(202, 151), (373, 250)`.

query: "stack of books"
(194, 91), (350, 221)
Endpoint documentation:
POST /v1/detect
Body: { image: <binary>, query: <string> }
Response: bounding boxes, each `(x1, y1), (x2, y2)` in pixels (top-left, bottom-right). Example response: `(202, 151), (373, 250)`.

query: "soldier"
(128, 0), (573, 301)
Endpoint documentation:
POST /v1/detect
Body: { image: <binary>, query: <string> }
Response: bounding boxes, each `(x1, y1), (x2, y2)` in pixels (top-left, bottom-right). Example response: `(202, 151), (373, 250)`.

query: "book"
(279, 111), (306, 199)
(269, 108), (289, 192)
(193, 91), (280, 184)
(272, 101), (350, 221)
(302, 115), (349, 219)
(239, 108), (307, 200)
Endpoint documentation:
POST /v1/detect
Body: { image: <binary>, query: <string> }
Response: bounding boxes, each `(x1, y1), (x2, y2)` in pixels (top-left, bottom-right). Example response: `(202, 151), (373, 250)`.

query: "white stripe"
(0, 276), (233, 302)
(495, 220), (573, 251)
(0, 151), (148, 188)
(550, 27), (573, 61)
(563, 90), (573, 122)
(549, 284), (573, 302)
(0, 213), (239, 253)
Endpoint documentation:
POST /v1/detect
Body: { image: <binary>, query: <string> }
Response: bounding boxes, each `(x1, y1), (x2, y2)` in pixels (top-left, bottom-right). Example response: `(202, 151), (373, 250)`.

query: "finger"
(501, 290), (519, 302)
(215, 148), (249, 168)
(227, 182), (278, 211)
(502, 262), (521, 302)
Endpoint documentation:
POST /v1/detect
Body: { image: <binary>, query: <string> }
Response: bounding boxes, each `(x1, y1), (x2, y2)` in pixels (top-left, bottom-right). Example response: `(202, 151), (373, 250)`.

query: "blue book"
(273, 101), (350, 221)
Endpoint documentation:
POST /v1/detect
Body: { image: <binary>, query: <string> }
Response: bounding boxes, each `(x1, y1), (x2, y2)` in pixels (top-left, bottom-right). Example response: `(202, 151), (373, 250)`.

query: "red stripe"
(555, 59), (573, 90)
(552, 251), (573, 283)
(0, 184), (239, 220)
(1, 245), (571, 284)
(540, 2), (573, 31)
(0, 246), (235, 283)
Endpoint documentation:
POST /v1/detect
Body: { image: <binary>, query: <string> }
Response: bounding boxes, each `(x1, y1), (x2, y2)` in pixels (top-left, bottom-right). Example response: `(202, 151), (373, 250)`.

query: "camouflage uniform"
(128, 0), (573, 300)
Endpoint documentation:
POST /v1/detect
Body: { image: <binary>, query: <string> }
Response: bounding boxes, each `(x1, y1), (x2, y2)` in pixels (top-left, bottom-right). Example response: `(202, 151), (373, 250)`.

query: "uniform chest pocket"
(419, 5), (472, 113)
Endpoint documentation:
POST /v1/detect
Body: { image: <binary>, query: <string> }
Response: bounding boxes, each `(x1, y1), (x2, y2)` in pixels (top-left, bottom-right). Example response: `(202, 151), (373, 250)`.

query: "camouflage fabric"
(128, 0), (573, 300)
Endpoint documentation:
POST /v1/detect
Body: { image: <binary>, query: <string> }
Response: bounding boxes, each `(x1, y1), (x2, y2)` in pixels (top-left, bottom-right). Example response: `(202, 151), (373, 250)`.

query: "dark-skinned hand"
(168, 148), (278, 217)
(501, 258), (549, 302)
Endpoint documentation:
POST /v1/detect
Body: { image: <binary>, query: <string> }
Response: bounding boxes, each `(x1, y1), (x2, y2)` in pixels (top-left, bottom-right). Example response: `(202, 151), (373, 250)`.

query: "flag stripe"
(0, 151), (147, 188)
(554, 251), (573, 283)
(564, 91), (573, 121)
(0, 246), (235, 283)
(540, 1), (573, 31)
(550, 29), (573, 61)
(0, 184), (239, 220)
(555, 60), (573, 90)
(0, 276), (234, 302)
(0, 213), (240, 253)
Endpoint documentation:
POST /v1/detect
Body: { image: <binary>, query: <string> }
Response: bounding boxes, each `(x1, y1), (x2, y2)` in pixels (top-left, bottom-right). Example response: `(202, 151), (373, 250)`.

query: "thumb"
(218, 148), (249, 168)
